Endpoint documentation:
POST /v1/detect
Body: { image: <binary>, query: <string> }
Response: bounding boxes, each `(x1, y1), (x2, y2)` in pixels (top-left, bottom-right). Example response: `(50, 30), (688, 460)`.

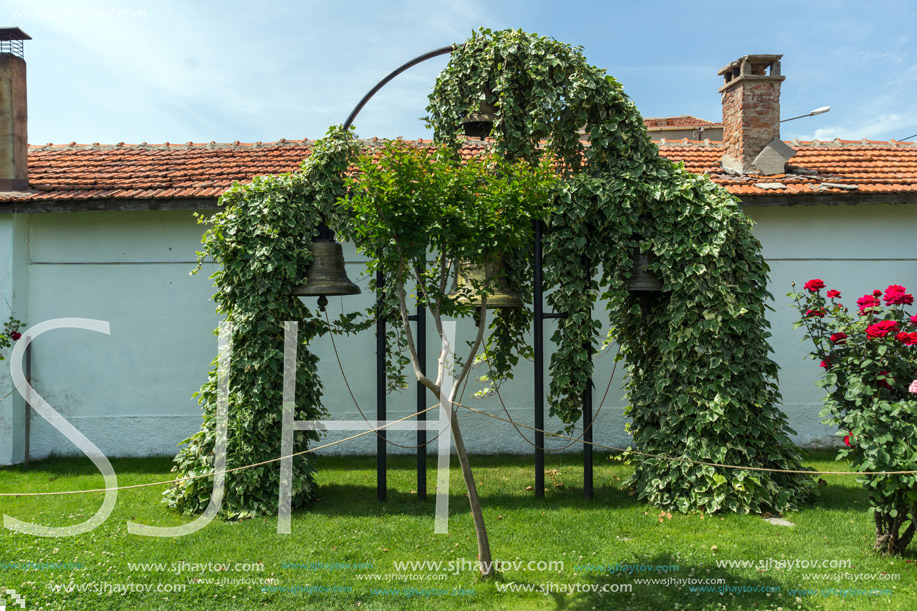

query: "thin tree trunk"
(447, 406), (494, 577)
(396, 260), (496, 578)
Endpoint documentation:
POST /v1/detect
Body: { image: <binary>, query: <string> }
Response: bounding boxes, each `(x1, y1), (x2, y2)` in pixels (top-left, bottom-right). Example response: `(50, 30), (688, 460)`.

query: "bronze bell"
(292, 240), (361, 309)
(448, 259), (523, 309)
(462, 100), (496, 140)
(627, 251), (663, 293)
(463, 86), (497, 140)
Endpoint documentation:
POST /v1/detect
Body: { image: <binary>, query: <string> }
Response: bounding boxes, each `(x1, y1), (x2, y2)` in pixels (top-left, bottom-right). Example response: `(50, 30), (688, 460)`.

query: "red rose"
(899, 332), (917, 347)
(873, 289), (883, 297)
(911, 314), (917, 325)
(884, 284), (914, 306)
(866, 320), (899, 339)
(820, 358), (831, 369)
(804, 279), (826, 292)
(10, 331), (21, 341)
(857, 294), (881, 315)
(844, 433), (852, 447)
(877, 371), (895, 389)
(806, 309), (826, 318)
(827, 290), (841, 299)
(830, 332), (847, 344)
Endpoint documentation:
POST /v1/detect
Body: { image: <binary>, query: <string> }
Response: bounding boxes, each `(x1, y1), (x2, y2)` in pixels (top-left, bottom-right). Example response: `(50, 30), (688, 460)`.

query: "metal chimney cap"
(0, 27), (32, 41)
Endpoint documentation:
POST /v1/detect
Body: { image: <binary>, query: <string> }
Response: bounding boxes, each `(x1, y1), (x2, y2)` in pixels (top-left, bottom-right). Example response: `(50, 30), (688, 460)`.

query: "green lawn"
(0, 451), (914, 610)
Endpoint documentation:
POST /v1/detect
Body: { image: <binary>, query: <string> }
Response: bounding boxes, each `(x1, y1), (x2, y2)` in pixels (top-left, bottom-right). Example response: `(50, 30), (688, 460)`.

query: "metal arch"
(342, 45), (459, 131)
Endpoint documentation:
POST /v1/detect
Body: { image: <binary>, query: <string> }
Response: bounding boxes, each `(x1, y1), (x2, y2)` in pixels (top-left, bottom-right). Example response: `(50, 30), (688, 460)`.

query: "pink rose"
(910, 380), (917, 394)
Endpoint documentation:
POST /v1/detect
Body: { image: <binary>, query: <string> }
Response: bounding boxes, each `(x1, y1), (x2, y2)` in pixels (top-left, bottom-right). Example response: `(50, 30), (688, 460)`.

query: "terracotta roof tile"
(1, 137), (915, 203)
(644, 115), (720, 128)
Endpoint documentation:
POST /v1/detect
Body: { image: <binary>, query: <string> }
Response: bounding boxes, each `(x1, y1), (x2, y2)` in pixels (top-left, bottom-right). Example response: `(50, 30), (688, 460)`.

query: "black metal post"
(582, 264), (593, 498)
(582, 374), (593, 499)
(376, 268), (387, 502)
(413, 300), (427, 500)
(533, 221), (545, 498)
(23, 339), (31, 470)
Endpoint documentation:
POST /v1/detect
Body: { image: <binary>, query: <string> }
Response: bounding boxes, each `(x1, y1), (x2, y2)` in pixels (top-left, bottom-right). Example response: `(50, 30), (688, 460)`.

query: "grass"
(0, 450), (915, 610)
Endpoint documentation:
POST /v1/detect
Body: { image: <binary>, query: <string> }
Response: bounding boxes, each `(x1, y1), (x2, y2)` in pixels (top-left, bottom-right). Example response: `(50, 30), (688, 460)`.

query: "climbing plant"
(426, 28), (814, 514)
(169, 27), (814, 525)
(164, 126), (360, 517)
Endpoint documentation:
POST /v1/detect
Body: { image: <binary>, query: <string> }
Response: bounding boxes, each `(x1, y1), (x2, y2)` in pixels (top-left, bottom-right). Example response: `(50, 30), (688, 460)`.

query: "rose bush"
(0, 317), (23, 360)
(791, 281), (917, 554)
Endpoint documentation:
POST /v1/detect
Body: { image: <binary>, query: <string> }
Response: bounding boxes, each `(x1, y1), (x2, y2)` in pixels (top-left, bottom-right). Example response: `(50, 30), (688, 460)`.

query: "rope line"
(451, 400), (917, 476)
(325, 309), (445, 450)
(0, 405), (439, 498)
(491, 344), (620, 452)
(4, 397), (917, 498)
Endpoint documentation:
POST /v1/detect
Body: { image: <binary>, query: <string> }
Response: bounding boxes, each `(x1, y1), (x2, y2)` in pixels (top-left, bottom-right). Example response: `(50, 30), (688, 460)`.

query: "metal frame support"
(375, 268), (387, 501)
(376, 272), (428, 502)
(406, 295), (427, 500)
(533, 221), (594, 499)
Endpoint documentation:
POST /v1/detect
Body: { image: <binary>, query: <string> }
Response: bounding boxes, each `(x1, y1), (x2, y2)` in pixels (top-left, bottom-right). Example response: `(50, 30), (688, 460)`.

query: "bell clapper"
(317, 295), (329, 312)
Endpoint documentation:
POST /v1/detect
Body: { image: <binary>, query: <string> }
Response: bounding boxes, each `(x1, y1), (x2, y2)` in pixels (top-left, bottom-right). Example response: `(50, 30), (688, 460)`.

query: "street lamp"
(780, 106), (831, 123)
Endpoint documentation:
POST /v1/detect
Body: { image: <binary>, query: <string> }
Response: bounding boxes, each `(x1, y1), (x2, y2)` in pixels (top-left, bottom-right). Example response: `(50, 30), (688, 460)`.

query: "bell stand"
(374, 268), (428, 503)
(339, 43), (596, 502)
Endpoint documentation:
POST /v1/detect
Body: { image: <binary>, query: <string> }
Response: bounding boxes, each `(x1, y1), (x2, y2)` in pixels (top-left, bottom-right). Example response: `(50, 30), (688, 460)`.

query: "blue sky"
(7, 0), (916, 145)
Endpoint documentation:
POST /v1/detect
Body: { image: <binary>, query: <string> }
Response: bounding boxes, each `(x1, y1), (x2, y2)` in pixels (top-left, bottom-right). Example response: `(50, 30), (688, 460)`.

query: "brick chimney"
(0, 27), (30, 192)
(718, 54), (795, 175)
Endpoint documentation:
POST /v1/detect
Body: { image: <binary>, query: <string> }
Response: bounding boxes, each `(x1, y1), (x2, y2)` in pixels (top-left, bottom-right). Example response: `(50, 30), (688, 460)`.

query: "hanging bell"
(462, 100), (496, 140)
(448, 259), (523, 309)
(292, 237), (361, 309)
(627, 251), (663, 293)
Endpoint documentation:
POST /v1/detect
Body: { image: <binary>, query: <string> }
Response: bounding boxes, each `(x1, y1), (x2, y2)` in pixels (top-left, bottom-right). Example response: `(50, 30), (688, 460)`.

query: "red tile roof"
(657, 139), (917, 197)
(1, 137), (916, 204)
(644, 115), (720, 128)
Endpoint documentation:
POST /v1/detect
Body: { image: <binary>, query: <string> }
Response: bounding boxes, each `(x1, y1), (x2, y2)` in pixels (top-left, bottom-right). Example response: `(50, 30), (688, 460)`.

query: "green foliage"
(342, 140), (557, 392)
(428, 27), (813, 514)
(164, 126), (360, 517)
(791, 281), (917, 553)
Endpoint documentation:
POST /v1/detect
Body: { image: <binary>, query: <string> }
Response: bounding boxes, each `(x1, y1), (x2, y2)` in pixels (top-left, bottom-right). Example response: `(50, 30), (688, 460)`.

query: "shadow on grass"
(306, 482), (641, 518)
(532, 552), (791, 611)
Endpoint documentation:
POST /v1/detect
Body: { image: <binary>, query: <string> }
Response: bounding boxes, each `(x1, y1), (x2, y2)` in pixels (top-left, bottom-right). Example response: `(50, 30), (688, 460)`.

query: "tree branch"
(395, 259), (440, 397)
(451, 298), (489, 403)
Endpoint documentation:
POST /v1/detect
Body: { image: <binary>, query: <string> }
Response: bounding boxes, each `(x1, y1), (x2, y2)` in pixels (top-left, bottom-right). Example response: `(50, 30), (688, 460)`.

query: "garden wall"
(1, 202), (915, 463)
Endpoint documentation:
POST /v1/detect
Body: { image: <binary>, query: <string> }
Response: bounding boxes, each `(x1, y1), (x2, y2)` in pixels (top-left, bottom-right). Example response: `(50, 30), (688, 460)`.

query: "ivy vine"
(164, 127), (360, 517)
(426, 28), (814, 514)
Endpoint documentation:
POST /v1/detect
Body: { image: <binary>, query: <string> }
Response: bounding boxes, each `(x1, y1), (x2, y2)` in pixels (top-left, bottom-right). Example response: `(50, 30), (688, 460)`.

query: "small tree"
(343, 140), (557, 578)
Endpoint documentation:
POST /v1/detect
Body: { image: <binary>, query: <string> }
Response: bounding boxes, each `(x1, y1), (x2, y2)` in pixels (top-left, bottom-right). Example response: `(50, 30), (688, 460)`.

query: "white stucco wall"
(0, 202), (914, 464)
(744, 203), (917, 446)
